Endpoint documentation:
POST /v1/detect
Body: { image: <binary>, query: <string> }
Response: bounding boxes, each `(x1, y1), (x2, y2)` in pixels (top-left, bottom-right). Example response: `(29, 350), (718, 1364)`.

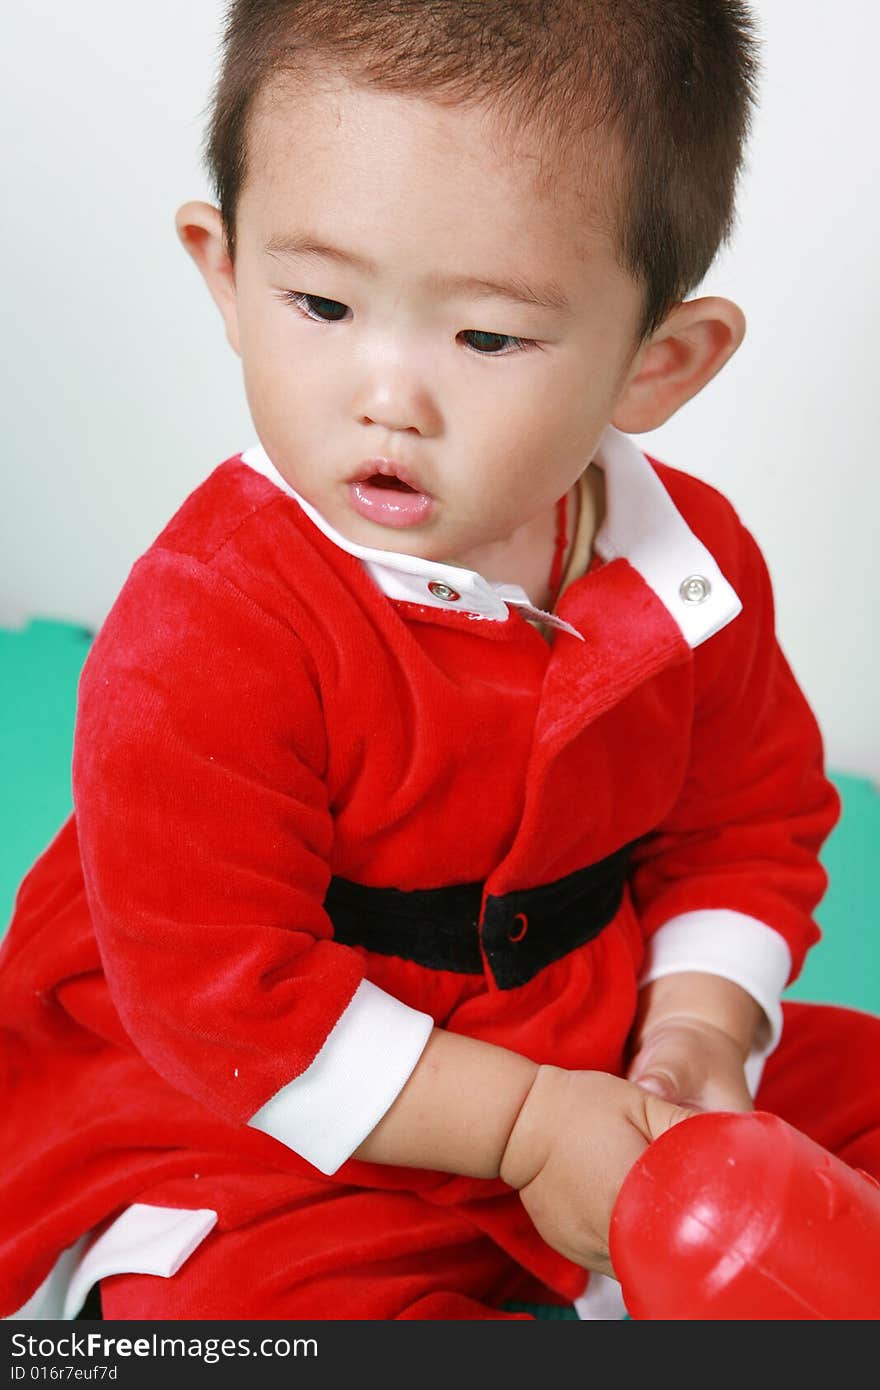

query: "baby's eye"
(282, 291), (350, 322)
(279, 292), (534, 355)
(460, 329), (532, 356)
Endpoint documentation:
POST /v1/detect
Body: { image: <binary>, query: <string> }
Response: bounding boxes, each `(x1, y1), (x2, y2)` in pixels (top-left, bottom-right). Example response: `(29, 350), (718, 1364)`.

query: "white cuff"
(248, 979), (434, 1175)
(638, 910), (792, 1072)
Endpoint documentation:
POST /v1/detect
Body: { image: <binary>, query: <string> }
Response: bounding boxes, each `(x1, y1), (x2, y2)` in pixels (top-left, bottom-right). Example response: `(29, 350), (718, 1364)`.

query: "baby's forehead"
(247, 69), (617, 231)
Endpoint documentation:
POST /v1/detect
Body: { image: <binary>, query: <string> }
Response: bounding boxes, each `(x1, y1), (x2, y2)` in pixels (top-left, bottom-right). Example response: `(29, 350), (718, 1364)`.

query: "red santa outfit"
(2, 427), (877, 1321)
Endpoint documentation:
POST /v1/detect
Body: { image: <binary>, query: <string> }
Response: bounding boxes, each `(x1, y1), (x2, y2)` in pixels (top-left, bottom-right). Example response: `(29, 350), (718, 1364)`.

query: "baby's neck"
(452, 505), (560, 610)
(452, 466), (600, 610)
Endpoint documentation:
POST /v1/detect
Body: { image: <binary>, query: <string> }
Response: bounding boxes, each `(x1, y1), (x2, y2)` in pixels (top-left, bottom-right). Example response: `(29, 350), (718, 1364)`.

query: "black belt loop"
(325, 845), (631, 990)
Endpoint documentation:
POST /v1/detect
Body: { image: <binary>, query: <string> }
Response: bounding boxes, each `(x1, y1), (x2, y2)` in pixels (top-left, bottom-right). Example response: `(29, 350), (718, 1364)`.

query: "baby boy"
(3, 0), (878, 1322)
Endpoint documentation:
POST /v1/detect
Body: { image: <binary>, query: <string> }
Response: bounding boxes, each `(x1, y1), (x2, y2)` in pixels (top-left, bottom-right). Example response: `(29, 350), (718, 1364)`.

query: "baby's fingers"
(628, 1018), (753, 1113)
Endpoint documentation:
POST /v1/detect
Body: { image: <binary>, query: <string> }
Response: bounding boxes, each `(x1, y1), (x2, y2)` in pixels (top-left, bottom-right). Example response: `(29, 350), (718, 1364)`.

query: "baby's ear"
(175, 201), (241, 356)
(611, 297), (745, 434)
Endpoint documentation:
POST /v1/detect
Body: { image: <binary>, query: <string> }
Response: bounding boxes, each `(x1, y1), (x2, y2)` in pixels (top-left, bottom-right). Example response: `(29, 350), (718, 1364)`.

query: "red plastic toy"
(609, 1110), (880, 1320)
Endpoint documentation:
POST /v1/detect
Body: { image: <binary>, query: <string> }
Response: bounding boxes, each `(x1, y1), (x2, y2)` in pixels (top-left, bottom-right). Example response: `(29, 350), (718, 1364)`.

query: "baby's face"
(228, 72), (646, 566)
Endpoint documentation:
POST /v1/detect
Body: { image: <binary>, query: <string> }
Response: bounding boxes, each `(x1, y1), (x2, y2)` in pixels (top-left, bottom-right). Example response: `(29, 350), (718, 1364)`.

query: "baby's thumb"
(629, 1066), (679, 1102)
(627, 1035), (701, 1109)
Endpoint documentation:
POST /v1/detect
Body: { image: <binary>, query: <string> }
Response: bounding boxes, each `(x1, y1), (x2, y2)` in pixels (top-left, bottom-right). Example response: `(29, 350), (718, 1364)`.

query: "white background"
(1, 1), (877, 778)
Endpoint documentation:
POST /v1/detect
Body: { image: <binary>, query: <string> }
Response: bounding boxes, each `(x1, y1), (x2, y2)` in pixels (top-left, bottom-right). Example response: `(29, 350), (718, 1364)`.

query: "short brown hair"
(204, 0), (759, 339)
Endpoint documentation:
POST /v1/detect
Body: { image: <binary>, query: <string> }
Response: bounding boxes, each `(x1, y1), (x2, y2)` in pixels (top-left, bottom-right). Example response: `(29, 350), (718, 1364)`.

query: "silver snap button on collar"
(428, 581), (461, 602)
(679, 574), (711, 605)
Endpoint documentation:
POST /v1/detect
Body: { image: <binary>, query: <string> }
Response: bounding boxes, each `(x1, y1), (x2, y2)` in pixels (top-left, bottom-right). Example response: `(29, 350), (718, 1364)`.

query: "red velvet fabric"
(0, 455), (838, 1316)
(96, 1003), (880, 1320)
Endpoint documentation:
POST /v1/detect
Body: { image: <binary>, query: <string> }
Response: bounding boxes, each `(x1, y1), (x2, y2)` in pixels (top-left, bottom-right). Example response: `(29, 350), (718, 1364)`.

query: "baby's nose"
(353, 369), (440, 436)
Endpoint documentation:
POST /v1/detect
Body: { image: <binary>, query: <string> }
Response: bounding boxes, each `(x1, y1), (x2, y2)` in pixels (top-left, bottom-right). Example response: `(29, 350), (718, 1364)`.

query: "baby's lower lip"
(348, 477), (433, 528)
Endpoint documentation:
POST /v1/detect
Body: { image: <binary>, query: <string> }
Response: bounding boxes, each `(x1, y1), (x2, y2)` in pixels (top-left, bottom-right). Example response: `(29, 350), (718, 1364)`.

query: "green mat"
(2, 619), (879, 1016)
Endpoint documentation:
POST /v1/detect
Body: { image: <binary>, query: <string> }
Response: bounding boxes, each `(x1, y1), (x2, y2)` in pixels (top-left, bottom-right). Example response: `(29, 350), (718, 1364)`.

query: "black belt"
(325, 844), (631, 990)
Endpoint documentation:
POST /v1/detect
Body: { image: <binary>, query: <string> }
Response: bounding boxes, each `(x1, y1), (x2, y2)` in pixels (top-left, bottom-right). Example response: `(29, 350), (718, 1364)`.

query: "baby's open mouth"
(366, 474), (418, 492)
(348, 470), (433, 527)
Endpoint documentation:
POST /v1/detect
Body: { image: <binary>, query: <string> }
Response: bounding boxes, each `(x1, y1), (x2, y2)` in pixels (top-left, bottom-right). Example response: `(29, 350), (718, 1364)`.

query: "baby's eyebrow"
(265, 232), (572, 315)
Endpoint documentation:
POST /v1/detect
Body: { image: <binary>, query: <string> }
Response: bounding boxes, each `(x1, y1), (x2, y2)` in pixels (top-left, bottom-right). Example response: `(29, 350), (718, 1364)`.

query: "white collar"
(239, 426), (741, 648)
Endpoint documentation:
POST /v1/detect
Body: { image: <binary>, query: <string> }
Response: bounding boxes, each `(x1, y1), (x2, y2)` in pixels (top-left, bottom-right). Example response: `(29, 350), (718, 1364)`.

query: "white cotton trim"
(248, 979), (434, 1175)
(241, 446), (582, 636)
(592, 427), (743, 648)
(240, 429), (741, 646)
(5, 1207), (218, 1321)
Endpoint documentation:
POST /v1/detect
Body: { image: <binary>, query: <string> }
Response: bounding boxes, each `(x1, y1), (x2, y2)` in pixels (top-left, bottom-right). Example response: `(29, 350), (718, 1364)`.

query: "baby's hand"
(499, 1068), (693, 1276)
(625, 972), (762, 1115)
(627, 1015), (754, 1113)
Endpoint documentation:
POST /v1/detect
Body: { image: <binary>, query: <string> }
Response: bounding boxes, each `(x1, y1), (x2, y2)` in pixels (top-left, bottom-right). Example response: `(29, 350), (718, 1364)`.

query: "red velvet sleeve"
(628, 512), (840, 984)
(72, 546), (366, 1125)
